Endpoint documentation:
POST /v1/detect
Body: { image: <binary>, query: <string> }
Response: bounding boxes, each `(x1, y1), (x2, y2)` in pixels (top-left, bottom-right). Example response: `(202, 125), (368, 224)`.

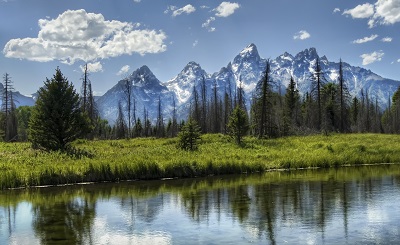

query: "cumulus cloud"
(293, 30), (311, 40)
(193, 40), (198, 47)
(172, 4), (196, 17)
(343, 3), (374, 19)
(344, 0), (400, 28)
(116, 65), (130, 76)
(202, 17), (216, 32)
(369, 0), (400, 27)
(352, 34), (378, 44)
(80, 61), (103, 73)
(214, 2), (240, 17)
(133, 0), (141, 2)
(381, 37), (393, 42)
(3, 9), (167, 64)
(333, 8), (341, 13)
(360, 51), (384, 65)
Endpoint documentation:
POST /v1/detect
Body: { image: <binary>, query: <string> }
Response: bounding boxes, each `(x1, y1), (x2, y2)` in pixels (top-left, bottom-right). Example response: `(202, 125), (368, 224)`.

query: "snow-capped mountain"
(96, 65), (175, 124)
(96, 44), (400, 124)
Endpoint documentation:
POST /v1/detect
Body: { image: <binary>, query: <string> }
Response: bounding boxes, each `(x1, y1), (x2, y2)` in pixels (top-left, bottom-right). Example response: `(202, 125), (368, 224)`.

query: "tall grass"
(1, 133), (400, 189)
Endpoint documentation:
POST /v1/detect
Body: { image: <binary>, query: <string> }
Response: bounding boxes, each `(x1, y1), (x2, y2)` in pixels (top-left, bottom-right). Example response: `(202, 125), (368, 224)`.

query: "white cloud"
(343, 3), (374, 19)
(352, 34), (378, 44)
(116, 65), (130, 76)
(214, 2), (240, 17)
(369, 0), (400, 27)
(360, 51), (384, 65)
(193, 40), (198, 47)
(333, 8), (341, 13)
(344, 1), (400, 28)
(293, 30), (311, 40)
(3, 9), (167, 64)
(202, 17), (216, 32)
(80, 61), (103, 73)
(200, 5), (210, 9)
(133, 0), (141, 2)
(381, 37), (393, 42)
(172, 4), (196, 17)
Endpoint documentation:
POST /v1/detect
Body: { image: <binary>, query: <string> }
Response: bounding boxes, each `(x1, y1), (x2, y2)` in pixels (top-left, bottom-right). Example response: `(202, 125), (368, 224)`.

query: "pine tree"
(177, 118), (201, 151)
(228, 105), (249, 145)
(29, 68), (91, 151)
(115, 101), (126, 139)
(251, 60), (274, 138)
(283, 76), (301, 135)
(310, 57), (326, 130)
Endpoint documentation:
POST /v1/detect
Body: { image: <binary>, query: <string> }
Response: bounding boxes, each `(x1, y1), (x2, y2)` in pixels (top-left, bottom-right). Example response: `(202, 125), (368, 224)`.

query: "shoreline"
(5, 162), (400, 191)
(1, 133), (400, 190)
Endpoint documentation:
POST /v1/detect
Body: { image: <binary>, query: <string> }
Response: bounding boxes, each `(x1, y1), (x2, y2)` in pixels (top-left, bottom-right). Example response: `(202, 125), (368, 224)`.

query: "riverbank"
(1, 133), (400, 189)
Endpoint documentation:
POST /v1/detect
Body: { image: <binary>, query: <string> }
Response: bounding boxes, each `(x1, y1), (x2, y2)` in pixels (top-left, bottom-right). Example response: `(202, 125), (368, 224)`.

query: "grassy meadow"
(1, 133), (400, 189)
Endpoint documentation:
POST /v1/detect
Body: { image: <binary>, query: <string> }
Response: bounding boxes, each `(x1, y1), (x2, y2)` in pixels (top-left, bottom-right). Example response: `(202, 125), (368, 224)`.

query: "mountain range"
(95, 43), (400, 124)
(4, 43), (400, 124)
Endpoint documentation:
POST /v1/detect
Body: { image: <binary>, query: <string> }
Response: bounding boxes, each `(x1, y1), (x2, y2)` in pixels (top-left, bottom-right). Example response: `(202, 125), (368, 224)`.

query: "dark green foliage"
(228, 105), (249, 145)
(283, 76), (301, 135)
(29, 68), (91, 151)
(16, 106), (33, 141)
(177, 118), (201, 151)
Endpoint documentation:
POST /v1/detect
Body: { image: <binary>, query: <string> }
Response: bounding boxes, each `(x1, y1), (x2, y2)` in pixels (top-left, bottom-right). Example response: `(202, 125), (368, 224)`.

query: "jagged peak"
(295, 47), (319, 60)
(240, 43), (258, 56)
(182, 61), (202, 72)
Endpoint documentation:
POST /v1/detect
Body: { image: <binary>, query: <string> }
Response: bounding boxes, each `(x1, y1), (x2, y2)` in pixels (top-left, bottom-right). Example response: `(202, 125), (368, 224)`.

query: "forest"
(1, 57), (400, 146)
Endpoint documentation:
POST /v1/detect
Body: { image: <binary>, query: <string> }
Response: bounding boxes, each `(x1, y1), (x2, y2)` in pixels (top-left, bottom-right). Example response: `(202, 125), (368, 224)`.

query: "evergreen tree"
(338, 59), (350, 132)
(177, 118), (201, 151)
(115, 101), (126, 139)
(29, 68), (90, 151)
(251, 60), (275, 138)
(228, 105), (249, 145)
(310, 57), (326, 130)
(283, 76), (301, 135)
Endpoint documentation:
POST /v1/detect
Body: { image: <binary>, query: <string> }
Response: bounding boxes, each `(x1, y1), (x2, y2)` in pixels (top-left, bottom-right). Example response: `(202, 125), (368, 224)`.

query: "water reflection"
(1, 165), (400, 244)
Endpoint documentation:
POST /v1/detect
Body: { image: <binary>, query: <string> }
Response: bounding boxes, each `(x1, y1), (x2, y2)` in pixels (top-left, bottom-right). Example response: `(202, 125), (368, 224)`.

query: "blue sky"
(1, 0), (399, 96)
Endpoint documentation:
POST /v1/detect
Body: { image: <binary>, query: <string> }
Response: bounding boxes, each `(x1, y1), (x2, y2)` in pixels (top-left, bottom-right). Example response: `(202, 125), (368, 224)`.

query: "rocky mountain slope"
(95, 43), (400, 124)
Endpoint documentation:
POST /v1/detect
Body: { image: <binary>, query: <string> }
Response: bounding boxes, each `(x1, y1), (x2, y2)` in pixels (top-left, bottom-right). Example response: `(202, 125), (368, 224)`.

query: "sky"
(1, 0), (399, 96)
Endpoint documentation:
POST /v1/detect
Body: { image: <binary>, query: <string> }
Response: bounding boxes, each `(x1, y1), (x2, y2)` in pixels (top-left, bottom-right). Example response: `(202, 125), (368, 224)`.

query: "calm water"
(1, 165), (400, 244)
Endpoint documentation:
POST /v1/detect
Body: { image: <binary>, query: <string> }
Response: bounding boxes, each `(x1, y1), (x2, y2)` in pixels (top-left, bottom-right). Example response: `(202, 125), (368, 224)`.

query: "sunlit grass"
(1, 133), (400, 189)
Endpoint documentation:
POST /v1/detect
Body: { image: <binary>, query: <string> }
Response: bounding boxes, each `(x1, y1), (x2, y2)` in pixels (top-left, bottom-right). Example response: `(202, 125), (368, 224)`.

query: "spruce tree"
(29, 68), (90, 151)
(228, 105), (249, 145)
(177, 118), (201, 151)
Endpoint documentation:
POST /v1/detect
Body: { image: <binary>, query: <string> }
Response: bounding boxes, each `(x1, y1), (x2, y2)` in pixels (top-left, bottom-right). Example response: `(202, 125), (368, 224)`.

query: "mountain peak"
(129, 65), (163, 89)
(240, 43), (259, 57)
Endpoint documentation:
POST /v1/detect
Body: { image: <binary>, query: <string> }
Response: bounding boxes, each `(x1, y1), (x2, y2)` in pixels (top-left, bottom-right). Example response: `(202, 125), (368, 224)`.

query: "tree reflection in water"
(1, 165), (400, 244)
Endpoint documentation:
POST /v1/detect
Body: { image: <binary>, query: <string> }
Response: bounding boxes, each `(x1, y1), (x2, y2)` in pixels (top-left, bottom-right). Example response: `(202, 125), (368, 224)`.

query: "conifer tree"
(29, 68), (90, 151)
(177, 118), (201, 151)
(310, 57), (326, 130)
(115, 101), (126, 139)
(283, 76), (301, 135)
(228, 105), (249, 145)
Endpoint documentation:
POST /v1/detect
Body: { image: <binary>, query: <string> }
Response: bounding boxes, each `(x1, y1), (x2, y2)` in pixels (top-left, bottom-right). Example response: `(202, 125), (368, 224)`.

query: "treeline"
(1, 58), (400, 145)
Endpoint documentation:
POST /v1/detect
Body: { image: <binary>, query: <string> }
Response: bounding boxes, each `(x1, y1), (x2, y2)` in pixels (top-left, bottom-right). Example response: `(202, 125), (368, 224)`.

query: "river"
(1, 164), (400, 244)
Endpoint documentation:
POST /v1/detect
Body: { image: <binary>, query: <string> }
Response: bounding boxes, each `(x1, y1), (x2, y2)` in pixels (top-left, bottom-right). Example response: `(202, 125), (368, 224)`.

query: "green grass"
(1, 133), (400, 189)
